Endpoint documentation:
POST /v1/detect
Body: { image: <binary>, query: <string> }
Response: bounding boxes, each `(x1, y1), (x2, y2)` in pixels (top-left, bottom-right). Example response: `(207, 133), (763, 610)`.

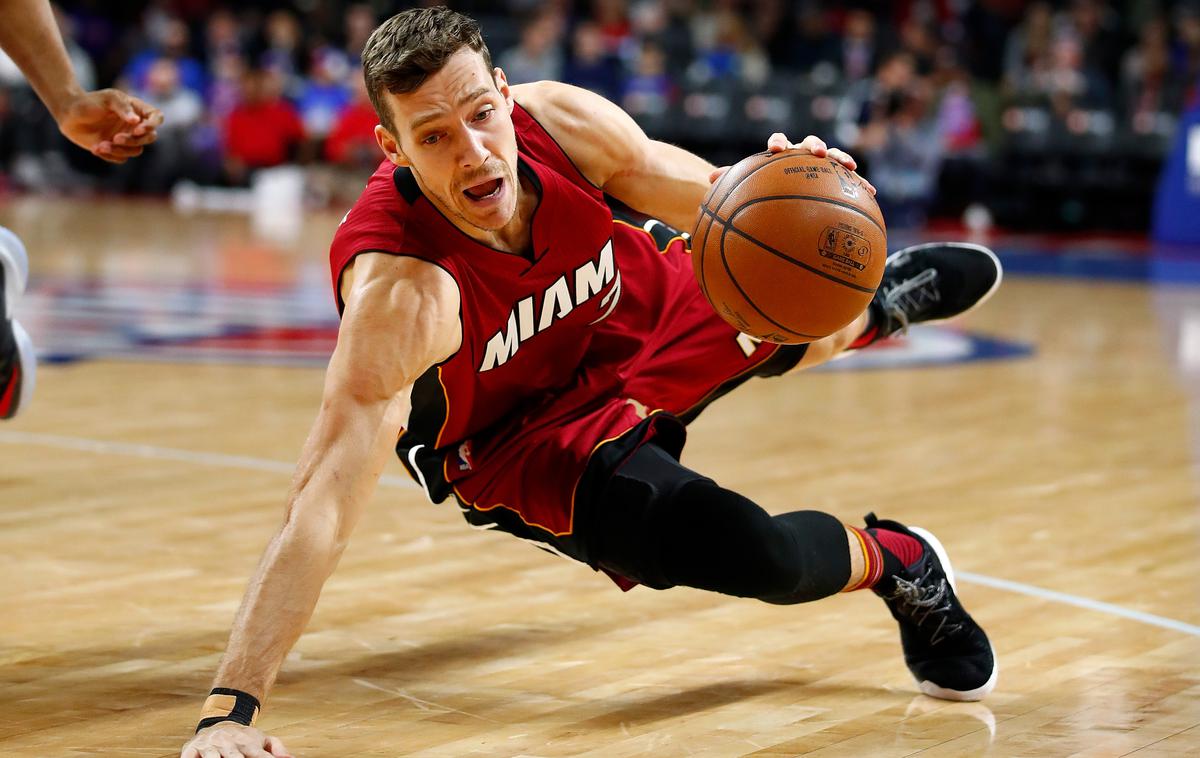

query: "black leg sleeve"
(588, 444), (851, 603)
(655, 480), (851, 603)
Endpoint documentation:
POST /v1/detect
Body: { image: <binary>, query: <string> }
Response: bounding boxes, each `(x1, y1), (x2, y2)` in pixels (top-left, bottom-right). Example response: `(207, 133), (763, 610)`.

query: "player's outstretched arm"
(512, 81), (870, 230)
(0, 0), (163, 162)
(180, 254), (460, 758)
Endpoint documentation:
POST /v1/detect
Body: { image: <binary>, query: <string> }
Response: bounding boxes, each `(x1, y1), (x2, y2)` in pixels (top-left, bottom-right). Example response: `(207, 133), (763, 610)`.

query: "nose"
(459, 127), (488, 170)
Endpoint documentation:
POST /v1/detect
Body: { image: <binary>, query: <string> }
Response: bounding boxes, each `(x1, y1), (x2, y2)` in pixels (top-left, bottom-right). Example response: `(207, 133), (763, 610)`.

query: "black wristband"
(196, 687), (261, 732)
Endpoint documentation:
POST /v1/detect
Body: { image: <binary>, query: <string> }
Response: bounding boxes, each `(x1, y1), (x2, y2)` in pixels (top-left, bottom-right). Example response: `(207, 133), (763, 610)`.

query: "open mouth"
(463, 177), (503, 201)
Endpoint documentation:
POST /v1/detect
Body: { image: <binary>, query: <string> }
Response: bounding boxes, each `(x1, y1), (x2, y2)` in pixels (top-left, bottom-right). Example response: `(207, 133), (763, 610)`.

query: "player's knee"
(656, 480), (805, 599)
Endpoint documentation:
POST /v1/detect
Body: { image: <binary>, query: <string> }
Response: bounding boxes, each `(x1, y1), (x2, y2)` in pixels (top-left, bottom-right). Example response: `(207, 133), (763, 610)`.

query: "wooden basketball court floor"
(1, 197), (1198, 757)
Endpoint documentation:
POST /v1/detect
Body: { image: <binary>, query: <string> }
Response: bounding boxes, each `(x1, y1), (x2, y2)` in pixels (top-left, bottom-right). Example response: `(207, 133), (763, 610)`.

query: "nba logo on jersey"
(456, 441), (474, 472)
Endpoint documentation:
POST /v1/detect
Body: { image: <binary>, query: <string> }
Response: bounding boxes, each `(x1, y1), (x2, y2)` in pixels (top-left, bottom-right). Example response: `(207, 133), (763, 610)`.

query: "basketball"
(691, 151), (888, 344)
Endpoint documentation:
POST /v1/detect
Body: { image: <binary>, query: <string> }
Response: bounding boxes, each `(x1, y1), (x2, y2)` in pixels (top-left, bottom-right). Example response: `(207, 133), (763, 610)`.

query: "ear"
(375, 124), (408, 167)
(493, 67), (513, 114)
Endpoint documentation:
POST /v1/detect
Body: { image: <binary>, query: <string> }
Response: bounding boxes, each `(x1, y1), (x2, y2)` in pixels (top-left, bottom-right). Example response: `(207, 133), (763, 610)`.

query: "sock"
(846, 301), (884, 350)
(843, 525), (884, 591)
(843, 525), (925, 592)
(868, 526), (924, 579)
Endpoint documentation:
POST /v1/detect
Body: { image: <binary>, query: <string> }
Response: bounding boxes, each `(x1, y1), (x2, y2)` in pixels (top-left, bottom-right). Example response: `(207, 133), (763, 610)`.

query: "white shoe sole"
(887, 242), (1004, 325)
(0, 225), (29, 318)
(909, 525), (999, 702)
(0, 227), (35, 417)
(11, 319), (36, 415)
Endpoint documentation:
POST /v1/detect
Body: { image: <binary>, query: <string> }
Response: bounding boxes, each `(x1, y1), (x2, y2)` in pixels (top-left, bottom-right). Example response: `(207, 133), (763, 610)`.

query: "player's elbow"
(326, 372), (393, 409)
(280, 499), (351, 570)
(601, 126), (655, 182)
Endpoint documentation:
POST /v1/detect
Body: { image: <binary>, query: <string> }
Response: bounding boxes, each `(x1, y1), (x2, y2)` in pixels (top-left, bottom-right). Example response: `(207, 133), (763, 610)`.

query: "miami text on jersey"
(480, 239), (621, 372)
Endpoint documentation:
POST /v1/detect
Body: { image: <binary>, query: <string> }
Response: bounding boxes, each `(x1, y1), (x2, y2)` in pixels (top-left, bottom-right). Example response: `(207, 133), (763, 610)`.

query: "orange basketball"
(690, 151), (887, 344)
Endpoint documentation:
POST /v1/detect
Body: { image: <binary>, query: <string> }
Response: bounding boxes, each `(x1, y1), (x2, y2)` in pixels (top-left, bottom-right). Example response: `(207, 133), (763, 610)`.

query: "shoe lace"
(880, 268), (939, 334)
(885, 566), (963, 645)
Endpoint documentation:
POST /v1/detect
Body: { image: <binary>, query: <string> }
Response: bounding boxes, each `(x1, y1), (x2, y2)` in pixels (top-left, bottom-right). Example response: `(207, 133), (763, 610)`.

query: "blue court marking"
(886, 231), (1200, 284)
(23, 279), (1035, 371)
(995, 248), (1200, 284)
(816, 330), (1034, 373)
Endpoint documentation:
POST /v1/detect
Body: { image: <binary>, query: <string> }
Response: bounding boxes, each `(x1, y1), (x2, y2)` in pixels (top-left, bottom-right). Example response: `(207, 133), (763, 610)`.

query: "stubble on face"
(386, 50), (522, 237)
(412, 156), (518, 233)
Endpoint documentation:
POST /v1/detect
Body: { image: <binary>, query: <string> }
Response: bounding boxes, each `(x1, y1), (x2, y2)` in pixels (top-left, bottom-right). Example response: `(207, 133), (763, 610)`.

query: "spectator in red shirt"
(323, 74), (377, 168)
(222, 67), (304, 184)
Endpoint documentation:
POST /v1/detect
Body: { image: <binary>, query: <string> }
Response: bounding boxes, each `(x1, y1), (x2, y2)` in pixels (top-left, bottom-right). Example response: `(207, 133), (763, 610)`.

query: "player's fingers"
(198, 748), (222, 758)
(93, 142), (144, 162)
(130, 118), (161, 138)
(92, 141), (122, 163)
(859, 174), (877, 196)
(113, 129), (158, 148)
(709, 166), (729, 185)
(100, 90), (140, 124)
(826, 147), (857, 171)
(766, 132), (790, 153)
(264, 736), (294, 757)
(181, 747), (200, 758)
(795, 134), (828, 156)
(130, 97), (165, 129)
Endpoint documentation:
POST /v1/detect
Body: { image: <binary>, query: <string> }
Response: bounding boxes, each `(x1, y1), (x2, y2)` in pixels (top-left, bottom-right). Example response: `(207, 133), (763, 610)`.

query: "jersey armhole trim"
(514, 101), (604, 192)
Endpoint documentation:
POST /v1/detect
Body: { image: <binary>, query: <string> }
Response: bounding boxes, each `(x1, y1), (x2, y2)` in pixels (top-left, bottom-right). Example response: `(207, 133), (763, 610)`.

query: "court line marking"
(956, 571), (1200, 637)
(0, 430), (416, 488)
(3, 429), (1199, 638)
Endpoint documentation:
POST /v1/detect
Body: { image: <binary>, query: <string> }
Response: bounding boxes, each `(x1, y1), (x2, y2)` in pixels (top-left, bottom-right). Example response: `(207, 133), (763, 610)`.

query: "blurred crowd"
(0, 0), (1194, 226)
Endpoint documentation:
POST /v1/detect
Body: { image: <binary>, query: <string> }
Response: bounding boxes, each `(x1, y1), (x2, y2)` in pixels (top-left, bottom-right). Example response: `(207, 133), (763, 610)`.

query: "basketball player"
(182, 8), (1001, 757)
(0, 0), (163, 419)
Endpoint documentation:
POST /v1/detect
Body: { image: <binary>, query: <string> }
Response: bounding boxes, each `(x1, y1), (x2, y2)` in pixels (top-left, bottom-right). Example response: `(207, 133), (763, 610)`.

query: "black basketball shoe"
(865, 512), (998, 701)
(0, 226), (35, 420)
(874, 242), (1002, 336)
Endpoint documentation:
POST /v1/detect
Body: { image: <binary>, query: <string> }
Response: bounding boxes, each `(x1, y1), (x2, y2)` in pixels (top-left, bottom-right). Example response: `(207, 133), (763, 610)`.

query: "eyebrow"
(408, 85), (493, 132)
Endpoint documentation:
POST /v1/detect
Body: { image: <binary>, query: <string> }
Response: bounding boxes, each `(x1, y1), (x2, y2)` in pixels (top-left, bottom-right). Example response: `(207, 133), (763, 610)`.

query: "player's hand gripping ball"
(694, 134), (885, 344)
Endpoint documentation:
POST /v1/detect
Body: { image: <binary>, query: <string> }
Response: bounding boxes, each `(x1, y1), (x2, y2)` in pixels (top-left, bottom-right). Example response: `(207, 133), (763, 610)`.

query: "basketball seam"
(698, 152), (808, 304)
(734, 192), (886, 236)
(695, 207), (715, 305)
(702, 202), (878, 295)
(711, 151), (789, 215)
(717, 219), (824, 340)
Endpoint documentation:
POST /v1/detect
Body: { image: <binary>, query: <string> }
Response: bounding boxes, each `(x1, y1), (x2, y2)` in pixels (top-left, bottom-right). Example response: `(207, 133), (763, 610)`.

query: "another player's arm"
(0, 0), (162, 162)
(512, 81), (871, 231)
(0, 0), (84, 122)
(180, 254), (460, 758)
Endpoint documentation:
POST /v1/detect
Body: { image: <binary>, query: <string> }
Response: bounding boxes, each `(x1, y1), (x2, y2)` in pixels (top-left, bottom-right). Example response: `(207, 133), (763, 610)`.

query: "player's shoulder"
(512, 81), (642, 188)
(330, 159), (419, 262)
(513, 80), (614, 135)
(334, 160), (407, 232)
(347, 251), (458, 300)
(339, 250), (460, 333)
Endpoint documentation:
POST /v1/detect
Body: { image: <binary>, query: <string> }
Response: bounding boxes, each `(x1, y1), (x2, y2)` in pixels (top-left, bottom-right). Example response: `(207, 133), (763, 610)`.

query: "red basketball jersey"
(328, 103), (782, 513)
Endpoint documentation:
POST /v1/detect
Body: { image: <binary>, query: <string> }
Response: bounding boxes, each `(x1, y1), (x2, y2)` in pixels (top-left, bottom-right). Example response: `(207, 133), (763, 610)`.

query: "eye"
(422, 133), (441, 145)
(474, 108), (493, 122)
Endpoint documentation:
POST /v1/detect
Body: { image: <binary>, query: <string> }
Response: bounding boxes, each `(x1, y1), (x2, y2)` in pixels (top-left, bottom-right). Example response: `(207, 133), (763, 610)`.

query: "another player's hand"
(181, 723), (294, 758)
(56, 88), (163, 164)
(707, 133), (876, 196)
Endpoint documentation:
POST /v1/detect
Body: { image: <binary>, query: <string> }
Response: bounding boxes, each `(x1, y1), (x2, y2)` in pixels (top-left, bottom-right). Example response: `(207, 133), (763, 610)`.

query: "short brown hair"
(362, 7), (493, 134)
